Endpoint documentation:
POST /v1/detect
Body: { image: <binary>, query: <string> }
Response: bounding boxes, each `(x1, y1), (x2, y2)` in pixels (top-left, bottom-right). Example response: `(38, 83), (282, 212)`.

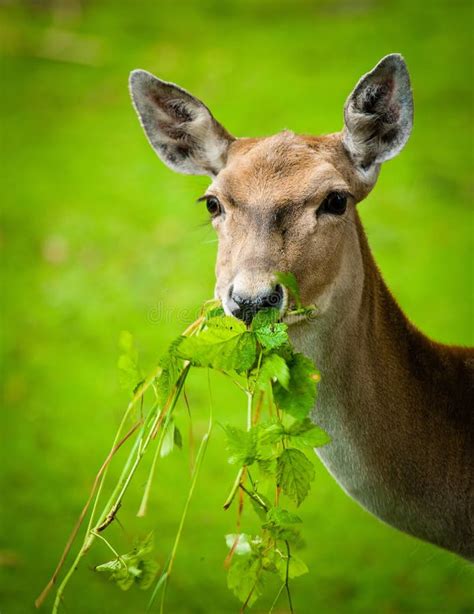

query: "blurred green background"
(1, 0), (473, 612)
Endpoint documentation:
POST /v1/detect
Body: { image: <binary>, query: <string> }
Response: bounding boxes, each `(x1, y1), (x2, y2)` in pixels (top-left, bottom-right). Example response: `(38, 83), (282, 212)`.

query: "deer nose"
(228, 284), (284, 324)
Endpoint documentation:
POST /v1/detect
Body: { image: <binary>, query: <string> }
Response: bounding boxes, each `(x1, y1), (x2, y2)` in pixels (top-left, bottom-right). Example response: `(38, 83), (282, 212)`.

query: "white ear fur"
(129, 70), (234, 177)
(343, 54), (413, 172)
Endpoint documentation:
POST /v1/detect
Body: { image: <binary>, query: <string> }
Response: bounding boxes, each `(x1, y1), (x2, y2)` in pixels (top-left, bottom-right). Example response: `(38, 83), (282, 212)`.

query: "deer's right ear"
(129, 70), (234, 177)
(342, 54), (413, 172)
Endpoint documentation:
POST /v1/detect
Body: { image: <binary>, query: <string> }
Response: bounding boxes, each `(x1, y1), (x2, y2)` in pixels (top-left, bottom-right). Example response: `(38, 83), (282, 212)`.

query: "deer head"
(130, 54), (413, 324)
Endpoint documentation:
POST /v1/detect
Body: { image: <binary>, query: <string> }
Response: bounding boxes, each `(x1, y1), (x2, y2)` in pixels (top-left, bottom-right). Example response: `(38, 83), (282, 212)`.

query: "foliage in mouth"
(37, 274), (324, 613)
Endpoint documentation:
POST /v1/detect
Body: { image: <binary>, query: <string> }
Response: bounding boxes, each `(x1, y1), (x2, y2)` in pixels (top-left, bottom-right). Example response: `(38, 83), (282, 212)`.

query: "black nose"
(228, 284), (284, 324)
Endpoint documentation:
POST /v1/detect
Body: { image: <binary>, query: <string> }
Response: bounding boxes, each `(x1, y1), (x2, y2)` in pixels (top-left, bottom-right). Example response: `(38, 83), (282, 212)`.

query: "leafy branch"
(36, 274), (329, 612)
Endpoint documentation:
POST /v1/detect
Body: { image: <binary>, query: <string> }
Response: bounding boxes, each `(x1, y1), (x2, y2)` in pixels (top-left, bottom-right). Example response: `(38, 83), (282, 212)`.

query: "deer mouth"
(282, 303), (318, 326)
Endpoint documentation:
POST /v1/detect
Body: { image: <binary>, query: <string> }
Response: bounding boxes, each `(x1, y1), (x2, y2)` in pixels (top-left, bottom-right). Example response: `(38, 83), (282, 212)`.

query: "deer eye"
(318, 192), (347, 216)
(206, 196), (222, 217)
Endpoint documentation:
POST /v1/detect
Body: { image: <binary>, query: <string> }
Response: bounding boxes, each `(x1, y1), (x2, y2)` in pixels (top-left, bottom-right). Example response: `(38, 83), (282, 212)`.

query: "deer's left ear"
(343, 54), (413, 170)
(129, 70), (235, 177)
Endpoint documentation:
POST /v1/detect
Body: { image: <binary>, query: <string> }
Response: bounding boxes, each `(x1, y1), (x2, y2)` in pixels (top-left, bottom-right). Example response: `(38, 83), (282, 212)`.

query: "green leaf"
(262, 507), (303, 544)
(251, 307), (288, 350)
(173, 425), (183, 449)
(206, 315), (247, 333)
(223, 425), (258, 466)
(265, 507), (302, 526)
(155, 337), (183, 405)
(95, 558), (134, 591)
(256, 457), (277, 477)
(256, 353), (290, 390)
(287, 418), (331, 449)
(275, 552), (309, 580)
(117, 331), (142, 394)
(275, 272), (302, 309)
(206, 306), (225, 319)
(160, 420), (175, 457)
(202, 299), (224, 319)
(273, 353), (318, 420)
(95, 533), (158, 591)
(254, 323), (288, 350)
(227, 553), (264, 607)
(135, 532), (154, 556)
(277, 448), (315, 506)
(248, 491), (272, 521)
(134, 558), (160, 590)
(177, 319), (256, 372)
(258, 422), (285, 446)
(251, 308), (281, 330)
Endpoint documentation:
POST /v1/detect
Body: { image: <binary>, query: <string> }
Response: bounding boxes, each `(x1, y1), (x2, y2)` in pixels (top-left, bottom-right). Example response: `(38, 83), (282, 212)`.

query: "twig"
(284, 540), (294, 614)
(238, 483), (269, 513)
(223, 466), (245, 510)
(34, 420), (141, 608)
(49, 365), (191, 612)
(223, 389), (253, 509)
(182, 384), (195, 475)
(224, 467), (247, 569)
(41, 316), (204, 610)
(240, 566), (262, 612)
(269, 582), (285, 613)
(137, 408), (175, 517)
(148, 370), (213, 612)
(91, 532), (127, 570)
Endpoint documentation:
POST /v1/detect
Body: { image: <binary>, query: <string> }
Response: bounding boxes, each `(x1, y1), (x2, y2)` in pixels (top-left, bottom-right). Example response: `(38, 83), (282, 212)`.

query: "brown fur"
(348, 217), (474, 556)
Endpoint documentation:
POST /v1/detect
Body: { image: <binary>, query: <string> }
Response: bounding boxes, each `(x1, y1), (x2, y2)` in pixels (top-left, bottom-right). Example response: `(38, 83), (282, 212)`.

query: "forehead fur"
(212, 130), (373, 206)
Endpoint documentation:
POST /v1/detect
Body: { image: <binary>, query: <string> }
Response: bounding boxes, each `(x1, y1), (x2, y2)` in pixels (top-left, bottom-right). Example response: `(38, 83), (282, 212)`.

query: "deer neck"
(288, 213), (474, 558)
(289, 213), (424, 524)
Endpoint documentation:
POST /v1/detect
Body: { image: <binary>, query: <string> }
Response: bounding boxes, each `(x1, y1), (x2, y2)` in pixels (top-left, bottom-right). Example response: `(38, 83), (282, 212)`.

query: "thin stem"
(252, 390), (264, 426)
(223, 466), (245, 510)
(284, 540), (294, 614)
(239, 483), (268, 513)
(269, 582), (285, 613)
(250, 351), (263, 396)
(50, 367), (190, 613)
(219, 370), (248, 394)
(224, 466), (247, 569)
(100, 366), (191, 531)
(149, 371), (213, 612)
(86, 370), (164, 534)
(38, 317), (204, 611)
(223, 387), (253, 510)
(91, 532), (126, 569)
(50, 418), (151, 613)
(182, 384), (195, 475)
(136, 410), (172, 517)
(35, 419), (141, 609)
(241, 566), (262, 613)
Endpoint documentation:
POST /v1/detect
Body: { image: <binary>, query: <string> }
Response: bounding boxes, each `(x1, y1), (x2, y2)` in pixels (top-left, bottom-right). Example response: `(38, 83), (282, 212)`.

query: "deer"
(129, 54), (474, 561)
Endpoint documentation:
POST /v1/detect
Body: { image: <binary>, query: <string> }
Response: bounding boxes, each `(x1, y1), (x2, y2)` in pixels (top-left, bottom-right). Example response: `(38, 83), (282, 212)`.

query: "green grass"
(1, 0), (473, 612)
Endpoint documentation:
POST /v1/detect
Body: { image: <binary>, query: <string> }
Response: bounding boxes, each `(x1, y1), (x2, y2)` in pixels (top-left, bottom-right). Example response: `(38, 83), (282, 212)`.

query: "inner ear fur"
(129, 70), (235, 177)
(342, 53), (414, 170)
